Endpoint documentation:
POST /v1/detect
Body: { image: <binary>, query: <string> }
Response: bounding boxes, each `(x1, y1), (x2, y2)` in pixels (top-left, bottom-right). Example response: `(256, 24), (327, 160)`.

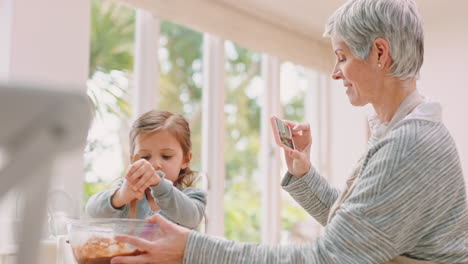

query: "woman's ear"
(182, 151), (193, 169)
(372, 38), (391, 68)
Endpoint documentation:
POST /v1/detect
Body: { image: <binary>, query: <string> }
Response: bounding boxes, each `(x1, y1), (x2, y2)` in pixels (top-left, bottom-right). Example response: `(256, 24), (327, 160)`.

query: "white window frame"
(133, 9), (160, 118)
(201, 33), (226, 237)
(260, 55), (282, 244)
(305, 70), (332, 180)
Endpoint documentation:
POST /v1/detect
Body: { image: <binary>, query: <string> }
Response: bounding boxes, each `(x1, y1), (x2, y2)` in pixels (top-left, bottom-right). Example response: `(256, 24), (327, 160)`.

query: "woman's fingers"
(284, 120), (308, 131)
(114, 235), (153, 252)
(284, 120), (310, 137)
(111, 215), (188, 264)
(283, 120), (296, 127)
(146, 214), (163, 224)
(292, 124), (310, 138)
(284, 145), (312, 177)
(288, 149), (303, 160)
(147, 214), (175, 232)
(292, 122), (309, 131)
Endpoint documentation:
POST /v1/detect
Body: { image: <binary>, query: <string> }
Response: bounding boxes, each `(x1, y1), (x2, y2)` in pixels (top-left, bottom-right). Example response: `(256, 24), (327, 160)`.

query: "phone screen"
(275, 118), (295, 150)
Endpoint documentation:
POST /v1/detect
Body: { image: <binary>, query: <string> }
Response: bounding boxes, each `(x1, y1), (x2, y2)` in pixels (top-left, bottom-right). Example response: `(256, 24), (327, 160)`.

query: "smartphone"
(270, 116), (295, 150)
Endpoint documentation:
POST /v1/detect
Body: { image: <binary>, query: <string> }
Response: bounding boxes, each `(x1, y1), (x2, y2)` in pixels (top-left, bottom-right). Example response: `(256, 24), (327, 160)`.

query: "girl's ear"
(182, 151), (193, 169)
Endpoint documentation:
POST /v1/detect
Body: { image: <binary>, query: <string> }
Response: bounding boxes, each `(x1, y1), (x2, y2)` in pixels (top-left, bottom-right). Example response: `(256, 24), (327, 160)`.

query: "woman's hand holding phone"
(276, 119), (312, 178)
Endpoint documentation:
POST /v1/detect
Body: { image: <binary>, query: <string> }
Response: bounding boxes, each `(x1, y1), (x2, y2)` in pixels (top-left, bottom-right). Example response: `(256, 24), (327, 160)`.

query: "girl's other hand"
(283, 120), (312, 178)
(126, 159), (162, 193)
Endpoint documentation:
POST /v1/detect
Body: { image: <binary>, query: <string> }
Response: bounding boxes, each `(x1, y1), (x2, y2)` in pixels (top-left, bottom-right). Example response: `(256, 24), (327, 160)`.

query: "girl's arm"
(149, 178), (206, 229)
(85, 182), (130, 218)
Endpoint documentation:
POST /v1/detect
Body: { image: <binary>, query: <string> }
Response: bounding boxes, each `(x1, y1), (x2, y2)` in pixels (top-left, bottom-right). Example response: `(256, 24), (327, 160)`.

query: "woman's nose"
(331, 64), (342, 80)
(331, 69), (342, 80)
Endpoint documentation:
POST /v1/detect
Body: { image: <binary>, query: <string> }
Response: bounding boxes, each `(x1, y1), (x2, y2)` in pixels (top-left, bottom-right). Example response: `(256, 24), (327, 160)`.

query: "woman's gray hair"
(324, 0), (424, 80)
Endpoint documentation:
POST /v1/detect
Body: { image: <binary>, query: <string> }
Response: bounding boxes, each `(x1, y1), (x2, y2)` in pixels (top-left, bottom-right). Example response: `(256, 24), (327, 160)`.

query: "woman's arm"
(149, 179), (206, 229)
(279, 121), (340, 225)
(183, 122), (463, 263)
(281, 167), (340, 225)
(111, 121), (468, 264)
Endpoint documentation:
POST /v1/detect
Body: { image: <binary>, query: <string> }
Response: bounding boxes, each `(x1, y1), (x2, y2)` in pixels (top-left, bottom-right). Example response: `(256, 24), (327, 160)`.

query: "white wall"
(118, 0), (333, 72)
(325, 6), (468, 189)
(2, 0), (90, 84)
(419, 6), (468, 186)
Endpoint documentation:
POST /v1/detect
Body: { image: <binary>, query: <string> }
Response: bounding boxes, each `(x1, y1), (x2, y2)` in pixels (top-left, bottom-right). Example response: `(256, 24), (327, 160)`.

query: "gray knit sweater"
(86, 177), (206, 229)
(183, 100), (468, 263)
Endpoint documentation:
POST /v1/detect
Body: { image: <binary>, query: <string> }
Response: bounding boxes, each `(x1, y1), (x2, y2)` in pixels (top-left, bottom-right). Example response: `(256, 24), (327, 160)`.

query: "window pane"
(224, 41), (262, 242)
(84, 12), (204, 207)
(158, 21), (203, 173)
(84, 0), (135, 205)
(280, 62), (321, 244)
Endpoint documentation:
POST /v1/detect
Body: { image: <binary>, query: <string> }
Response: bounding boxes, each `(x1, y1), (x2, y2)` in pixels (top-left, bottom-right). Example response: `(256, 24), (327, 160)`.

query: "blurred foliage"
(84, 0), (135, 206)
(82, 180), (113, 206)
(284, 94), (305, 122)
(89, 0), (135, 77)
(224, 43), (262, 241)
(86, 0), (308, 243)
(158, 21), (203, 172)
(224, 180), (261, 241)
(88, 0), (134, 119)
(282, 202), (309, 230)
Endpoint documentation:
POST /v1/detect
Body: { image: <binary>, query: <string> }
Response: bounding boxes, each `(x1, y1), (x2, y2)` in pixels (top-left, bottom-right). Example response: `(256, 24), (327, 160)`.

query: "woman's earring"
(378, 63), (382, 68)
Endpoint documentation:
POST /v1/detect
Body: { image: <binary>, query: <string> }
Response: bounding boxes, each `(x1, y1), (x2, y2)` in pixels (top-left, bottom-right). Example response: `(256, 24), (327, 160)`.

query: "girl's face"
(330, 37), (381, 106)
(132, 130), (191, 183)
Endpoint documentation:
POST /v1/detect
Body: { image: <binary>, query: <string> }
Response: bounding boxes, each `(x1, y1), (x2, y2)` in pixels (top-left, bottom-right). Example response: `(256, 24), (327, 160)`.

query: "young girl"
(86, 110), (206, 229)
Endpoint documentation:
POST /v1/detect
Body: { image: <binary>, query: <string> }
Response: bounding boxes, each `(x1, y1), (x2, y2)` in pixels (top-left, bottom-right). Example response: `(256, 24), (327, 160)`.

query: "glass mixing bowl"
(67, 219), (159, 264)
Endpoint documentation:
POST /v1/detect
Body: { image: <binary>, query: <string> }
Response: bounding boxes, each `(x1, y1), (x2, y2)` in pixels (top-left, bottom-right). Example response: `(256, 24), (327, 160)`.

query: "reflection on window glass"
(84, 0), (135, 205)
(224, 41), (262, 242)
(280, 62), (321, 244)
(158, 21), (203, 173)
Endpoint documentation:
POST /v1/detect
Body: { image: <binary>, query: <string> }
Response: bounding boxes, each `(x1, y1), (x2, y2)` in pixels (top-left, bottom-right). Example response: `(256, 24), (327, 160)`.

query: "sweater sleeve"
(281, 167), (340, 226)
(85, 180), (129, 218)
(150, 179), (207, 229)
(183, 122), (452, 263)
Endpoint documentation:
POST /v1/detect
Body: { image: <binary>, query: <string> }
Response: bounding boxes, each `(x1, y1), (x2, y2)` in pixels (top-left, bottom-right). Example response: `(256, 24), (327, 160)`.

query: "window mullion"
(260, 54), (281, 244)
(133, 9), (160, 118)
(201, 33), (226, 237)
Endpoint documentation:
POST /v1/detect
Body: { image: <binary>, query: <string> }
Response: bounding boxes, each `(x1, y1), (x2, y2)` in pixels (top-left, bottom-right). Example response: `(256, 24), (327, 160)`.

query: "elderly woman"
(111, 0), (468, 263)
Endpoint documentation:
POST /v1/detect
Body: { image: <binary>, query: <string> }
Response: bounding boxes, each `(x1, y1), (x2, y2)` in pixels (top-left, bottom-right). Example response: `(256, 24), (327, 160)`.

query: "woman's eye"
(141, 156), (150, 160)
(338, 57), (346, 62)
(162, 155), (172, 160)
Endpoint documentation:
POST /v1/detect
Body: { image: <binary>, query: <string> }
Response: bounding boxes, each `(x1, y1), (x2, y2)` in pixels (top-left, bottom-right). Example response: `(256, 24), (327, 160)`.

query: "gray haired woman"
(110, 0), (468, 263)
